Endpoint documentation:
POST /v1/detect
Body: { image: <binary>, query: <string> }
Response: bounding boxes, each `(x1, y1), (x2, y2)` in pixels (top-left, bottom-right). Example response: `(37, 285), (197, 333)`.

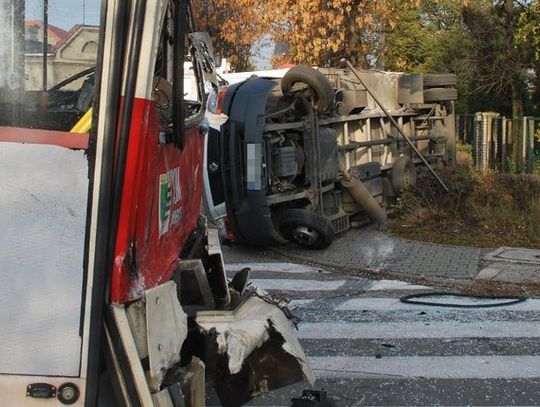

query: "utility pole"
(42, 0), (48, 92)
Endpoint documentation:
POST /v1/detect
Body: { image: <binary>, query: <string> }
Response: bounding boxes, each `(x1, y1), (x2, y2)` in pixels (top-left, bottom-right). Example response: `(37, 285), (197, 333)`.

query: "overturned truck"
(204, 65), (457, 249)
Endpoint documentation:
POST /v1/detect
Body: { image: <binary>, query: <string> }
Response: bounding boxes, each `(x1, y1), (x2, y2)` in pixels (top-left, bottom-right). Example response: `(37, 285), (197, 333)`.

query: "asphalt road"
(216, 244), (540, 407)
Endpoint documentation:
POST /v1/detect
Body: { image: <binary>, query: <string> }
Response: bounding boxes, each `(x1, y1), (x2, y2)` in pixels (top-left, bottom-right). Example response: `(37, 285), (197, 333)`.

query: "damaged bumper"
(196, 295), (315, 406)
(105, 226), (313, 406)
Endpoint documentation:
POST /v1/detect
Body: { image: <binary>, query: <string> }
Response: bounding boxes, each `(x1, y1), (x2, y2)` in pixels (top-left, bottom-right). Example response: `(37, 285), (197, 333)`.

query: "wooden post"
(501, 118), (507, 173)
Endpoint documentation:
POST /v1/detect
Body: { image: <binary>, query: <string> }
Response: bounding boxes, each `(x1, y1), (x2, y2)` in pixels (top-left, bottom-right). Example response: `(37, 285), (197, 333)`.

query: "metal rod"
(521, 116), (527, 174)
(42, 0), (48, 91)
(501, 117), (507, 173)
(527, 118), (535, 174)
(338, 134), (436, 152)
(341, 59), (449, 192)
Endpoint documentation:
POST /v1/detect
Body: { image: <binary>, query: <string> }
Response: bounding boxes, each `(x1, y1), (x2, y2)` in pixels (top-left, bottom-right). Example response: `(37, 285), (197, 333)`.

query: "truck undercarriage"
(206, 65), (456, 249)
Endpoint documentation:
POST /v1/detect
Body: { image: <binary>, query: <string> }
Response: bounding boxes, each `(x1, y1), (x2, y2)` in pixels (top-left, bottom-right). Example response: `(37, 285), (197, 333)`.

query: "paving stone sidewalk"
(273, 225), (540, 287)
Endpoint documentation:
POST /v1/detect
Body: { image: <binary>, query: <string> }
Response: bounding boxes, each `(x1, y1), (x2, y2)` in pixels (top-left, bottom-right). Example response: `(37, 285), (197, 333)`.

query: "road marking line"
(367, 280), (431, 291)
(251, 279), (346, 291)
(336, 298), (540, 312)
(298, 321), (540, 339)
(226, 262), (325, 274)
(309, 356), (540, 379)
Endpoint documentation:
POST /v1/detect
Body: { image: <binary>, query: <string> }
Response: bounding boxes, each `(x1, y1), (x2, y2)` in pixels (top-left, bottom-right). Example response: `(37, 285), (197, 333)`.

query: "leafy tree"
(192, 0), (265, 71)
(516, 0), (540, 115)
(385, 0), (536, 117)
(384, 0), (442, 71)
(516, 0), (540, 60)
(388, 0), (471, 73)
(257, 0), (419, 68)
(461, 0), (533, 118)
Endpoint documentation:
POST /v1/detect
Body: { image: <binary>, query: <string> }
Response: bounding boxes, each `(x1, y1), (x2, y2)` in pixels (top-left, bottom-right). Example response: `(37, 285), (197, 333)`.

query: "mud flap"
(196, 296), (315, 406)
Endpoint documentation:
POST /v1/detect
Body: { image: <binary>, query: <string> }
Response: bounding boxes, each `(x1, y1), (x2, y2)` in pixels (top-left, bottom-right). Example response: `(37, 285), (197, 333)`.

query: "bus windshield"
(0, 0), (100, 132)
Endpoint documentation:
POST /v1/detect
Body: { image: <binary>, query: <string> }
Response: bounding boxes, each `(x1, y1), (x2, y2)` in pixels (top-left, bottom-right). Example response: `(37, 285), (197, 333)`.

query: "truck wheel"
(423, 87), (458, 102)
(281, 65), (334, 113)
(276, 208), (335, 250)
(391, 156), (417, 193)
(423, 73), (457, 87)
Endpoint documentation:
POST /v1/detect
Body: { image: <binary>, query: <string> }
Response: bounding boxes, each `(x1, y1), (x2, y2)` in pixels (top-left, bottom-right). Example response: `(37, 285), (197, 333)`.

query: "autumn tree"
(255, 0), (419, 68)
(192, 0), (267, 71)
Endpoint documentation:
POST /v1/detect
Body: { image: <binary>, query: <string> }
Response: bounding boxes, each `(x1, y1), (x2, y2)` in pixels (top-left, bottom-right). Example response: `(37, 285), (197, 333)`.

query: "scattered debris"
(291, 390), (332, 407)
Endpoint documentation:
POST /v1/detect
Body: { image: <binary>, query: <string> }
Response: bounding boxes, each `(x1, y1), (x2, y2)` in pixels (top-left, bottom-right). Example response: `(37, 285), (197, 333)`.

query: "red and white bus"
(0, 1), (312, 405)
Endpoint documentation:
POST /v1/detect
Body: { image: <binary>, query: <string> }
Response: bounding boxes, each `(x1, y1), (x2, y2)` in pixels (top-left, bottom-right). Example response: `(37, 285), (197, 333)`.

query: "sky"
(25, 0), (100, 30)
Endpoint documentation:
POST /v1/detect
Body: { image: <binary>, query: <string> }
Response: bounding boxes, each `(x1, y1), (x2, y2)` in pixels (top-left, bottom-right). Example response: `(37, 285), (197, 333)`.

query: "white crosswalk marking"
(366, 279), (431, 291)
(250, 278), (346, 291)
(309, 356), (540, 379)
(224, 261), (540, 406)
(298, 321), (540, 339)
(227, 262), (325, 274)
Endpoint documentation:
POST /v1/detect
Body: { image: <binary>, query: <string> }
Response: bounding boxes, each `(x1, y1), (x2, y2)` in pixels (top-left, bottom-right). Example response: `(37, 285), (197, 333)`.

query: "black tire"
(281, 65), (335, 113)
(391, 156), (417, 193)
(275, 208), (335, 250)
(423, 87), (458, 102)
(423, 73), (457, 87)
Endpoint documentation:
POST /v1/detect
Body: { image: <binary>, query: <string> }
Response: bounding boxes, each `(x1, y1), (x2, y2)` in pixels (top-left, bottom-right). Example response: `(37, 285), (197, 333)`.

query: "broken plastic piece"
(196, 296), (315, 406)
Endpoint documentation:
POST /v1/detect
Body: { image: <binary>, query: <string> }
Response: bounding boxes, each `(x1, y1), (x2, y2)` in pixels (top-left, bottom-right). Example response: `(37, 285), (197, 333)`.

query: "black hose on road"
(400, 292), (528, 308)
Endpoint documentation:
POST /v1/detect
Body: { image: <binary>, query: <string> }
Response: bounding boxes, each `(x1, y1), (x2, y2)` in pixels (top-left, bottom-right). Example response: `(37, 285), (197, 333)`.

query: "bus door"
(0, 0), (105, 405)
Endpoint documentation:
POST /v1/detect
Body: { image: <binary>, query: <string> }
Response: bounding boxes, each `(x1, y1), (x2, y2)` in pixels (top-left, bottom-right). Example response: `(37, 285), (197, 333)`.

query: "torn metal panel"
(167, 383), (186, 407)
(126, 301), (149, 359)
(109, 304), (155, 406)
(196, 296), (315, 405)
(206, 228), (231, 307)
(179, 357), (205, 407)
(146, 281), (188, 392)
(174, 259), (215, 315)
(152, 388), (175, 407)
(207, 227), (223, 255)
(162, 358), (205, 407)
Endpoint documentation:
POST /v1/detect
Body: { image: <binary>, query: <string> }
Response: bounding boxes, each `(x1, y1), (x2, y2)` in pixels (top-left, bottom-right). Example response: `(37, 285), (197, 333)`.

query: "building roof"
(24, 20), (69, 45)
(53, 24), (83, 52)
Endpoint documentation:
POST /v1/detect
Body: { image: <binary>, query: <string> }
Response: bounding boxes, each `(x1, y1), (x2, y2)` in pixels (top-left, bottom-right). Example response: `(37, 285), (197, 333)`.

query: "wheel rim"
(292, 226), (320, 246)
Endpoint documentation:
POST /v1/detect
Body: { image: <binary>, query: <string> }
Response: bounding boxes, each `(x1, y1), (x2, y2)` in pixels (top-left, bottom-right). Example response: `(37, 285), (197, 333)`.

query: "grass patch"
(390, 163), (540, 248)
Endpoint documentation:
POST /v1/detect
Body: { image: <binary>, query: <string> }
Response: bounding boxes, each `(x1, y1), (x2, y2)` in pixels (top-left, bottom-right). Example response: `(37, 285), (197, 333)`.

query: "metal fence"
(456, 113), (540, 173)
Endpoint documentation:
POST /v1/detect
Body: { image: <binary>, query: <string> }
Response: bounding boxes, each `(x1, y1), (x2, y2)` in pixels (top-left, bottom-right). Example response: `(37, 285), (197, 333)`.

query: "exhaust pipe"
(341, 172), (387, 225)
